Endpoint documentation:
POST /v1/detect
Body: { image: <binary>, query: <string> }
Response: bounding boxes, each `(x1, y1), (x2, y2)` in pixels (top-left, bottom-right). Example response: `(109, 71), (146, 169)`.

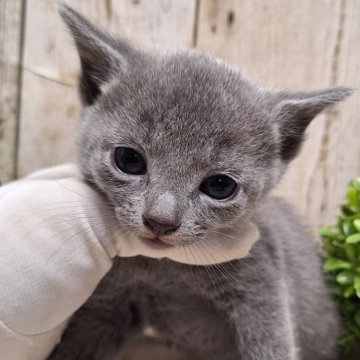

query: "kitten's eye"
(114, 147), (147, 175)
(200, 175), (237, 200)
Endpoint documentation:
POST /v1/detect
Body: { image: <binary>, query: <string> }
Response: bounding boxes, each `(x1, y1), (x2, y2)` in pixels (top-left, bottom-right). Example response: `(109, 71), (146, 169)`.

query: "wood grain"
(2, 1), (359, 358)
(17, 0), (197, 177)
(0, 0), (23, 183)
(106, 0), (197, 51)
(196, 0), (360, 227)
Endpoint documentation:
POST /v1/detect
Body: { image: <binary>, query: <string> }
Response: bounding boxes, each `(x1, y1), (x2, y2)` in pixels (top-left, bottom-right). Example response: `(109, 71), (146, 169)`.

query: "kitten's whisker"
(190, 242), (220, 293)
(194, 243), (238, 292)
(4, 200), (115, 230)
(206, 229), (258, 271)
(201, 241), (252, 275)
(53, 180), (115, 206)
(186, 244), (208, 295)
(182, 245), (192, 268)
(37, 203), (115, 214)
(13, 213), (86, 244)
(192, 242), (221, 289)
(45, 217), (119, 261)
(194, 243), (222, 296)
(15, 209), (120, 252)
(208, 229), (260, 267)
(181, 245), (197, 285)
(209, 229), (241, 241)
(204, 235), (256, 274)
(39, 199), (114, 207)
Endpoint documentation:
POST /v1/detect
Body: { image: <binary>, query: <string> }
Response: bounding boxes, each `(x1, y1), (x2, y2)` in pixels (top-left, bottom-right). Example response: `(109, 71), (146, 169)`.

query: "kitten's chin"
(139, 236), (174, 249)
(113, 223), (259, 266)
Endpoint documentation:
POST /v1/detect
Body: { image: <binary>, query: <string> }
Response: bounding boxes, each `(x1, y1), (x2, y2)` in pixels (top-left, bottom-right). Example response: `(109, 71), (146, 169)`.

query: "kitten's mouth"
(139, 236), (173, 249)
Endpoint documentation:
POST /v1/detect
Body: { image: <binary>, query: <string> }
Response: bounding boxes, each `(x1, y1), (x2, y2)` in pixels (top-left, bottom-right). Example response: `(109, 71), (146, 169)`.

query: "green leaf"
(343, 286), (355, 298)
(345, 243), (357, 262)
(347, 187), (359, 207)
(323, 258), (352, 271)
(342, 221), (352, 236)
(342, 206), (358, 217)
(346, 233), (360, 244)
(352, 178), (360, 191)
(332, 240), (345, 249)
(323, 238), (336, 254)
(320, 177), (360, 347)
(354, 276), (360, 291)
(318, 227), (339, 239)
(336, 270), (355, 285)
(353, 219), (360, 232)
(356, 288), (360, 299)
(354, 276), (360, 299)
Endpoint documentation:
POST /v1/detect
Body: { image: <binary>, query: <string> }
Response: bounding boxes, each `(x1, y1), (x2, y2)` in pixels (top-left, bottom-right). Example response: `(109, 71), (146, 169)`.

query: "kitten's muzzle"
(139, 236), (174, 249)
(142, 215), (180, 236)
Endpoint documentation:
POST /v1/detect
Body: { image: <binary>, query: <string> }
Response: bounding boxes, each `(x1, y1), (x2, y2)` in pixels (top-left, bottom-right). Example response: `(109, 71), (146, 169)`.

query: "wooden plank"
(0, 0), (23, 183)
(313, 0), (360, 227)
(17, 0), (197, 177)
(107, 0), (197, 50)
(196, 0), (360, 227)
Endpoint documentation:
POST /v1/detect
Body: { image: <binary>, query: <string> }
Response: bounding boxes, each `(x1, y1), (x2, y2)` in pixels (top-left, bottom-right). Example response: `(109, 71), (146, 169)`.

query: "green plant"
(320, 177), (360, 353)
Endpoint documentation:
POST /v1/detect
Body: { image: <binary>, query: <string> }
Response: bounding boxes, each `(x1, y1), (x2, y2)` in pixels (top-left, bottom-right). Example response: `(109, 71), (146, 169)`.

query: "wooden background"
(1, 0), (359, 229)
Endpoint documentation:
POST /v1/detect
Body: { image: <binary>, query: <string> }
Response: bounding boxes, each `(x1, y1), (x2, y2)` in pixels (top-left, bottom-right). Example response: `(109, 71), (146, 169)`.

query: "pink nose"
(142, 215), (180, 236)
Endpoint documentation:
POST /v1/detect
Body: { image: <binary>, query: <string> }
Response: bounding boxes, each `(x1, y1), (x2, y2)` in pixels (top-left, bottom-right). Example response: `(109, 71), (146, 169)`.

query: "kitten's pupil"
(200, 175), (237, 200)
(114, 147), (147, 175)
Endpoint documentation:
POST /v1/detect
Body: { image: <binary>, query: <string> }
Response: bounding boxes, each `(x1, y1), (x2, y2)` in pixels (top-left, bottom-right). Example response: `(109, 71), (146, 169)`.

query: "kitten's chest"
(113, 257), (200, 290)
(112, 256), (235, 295)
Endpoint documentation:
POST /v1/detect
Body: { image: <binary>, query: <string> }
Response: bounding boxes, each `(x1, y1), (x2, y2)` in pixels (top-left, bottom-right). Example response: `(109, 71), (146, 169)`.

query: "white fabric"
(0, 164), (259, 359)
(0, 320), (67, 360)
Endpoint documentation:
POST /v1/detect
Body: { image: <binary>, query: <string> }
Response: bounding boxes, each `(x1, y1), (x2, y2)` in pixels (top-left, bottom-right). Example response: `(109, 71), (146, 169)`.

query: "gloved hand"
(0, 164), (121, 360)
(0, 164), (259, 360)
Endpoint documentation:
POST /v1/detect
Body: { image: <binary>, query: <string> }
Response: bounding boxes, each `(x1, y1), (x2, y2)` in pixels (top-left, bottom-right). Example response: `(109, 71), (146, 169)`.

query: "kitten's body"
(49, 5), (352, 360)
(50, 198), (339, 360)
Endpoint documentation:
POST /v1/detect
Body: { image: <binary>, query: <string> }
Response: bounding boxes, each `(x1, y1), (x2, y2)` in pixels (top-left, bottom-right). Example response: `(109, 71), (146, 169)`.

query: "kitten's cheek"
(207, 202), (247, 223)
(113, 209), (139, 229)
(202, 214), (235, 229)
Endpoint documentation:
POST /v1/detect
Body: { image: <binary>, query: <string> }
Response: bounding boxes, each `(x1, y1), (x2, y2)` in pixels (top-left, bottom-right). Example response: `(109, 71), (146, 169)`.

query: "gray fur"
(49, 4), (352, 360)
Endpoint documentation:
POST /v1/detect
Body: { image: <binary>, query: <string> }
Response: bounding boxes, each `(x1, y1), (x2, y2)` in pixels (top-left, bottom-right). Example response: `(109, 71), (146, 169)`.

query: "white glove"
(0, 164), (259, 360)
(0, 164), (119, 360)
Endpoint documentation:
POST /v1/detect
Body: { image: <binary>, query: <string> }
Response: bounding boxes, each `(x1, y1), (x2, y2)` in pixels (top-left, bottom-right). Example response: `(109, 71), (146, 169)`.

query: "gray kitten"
(49, 5), (352, 360)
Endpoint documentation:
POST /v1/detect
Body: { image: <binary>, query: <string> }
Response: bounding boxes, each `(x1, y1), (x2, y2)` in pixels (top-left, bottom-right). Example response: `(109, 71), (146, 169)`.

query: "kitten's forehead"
(95, 51), (275, 171)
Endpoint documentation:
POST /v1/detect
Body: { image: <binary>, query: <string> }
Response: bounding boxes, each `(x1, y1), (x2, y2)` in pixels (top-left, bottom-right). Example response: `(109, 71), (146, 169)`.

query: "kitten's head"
(60, 5), (351, 249)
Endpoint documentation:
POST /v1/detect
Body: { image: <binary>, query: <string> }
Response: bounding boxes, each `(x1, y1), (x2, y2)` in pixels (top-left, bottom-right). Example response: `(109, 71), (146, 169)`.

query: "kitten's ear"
(59, 4), (130, 105)
(273, 87), (352, 161)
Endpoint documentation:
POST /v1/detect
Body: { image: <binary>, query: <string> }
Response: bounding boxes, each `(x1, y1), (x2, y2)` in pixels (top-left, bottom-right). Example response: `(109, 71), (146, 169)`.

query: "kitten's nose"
(142, 215), (180, 236)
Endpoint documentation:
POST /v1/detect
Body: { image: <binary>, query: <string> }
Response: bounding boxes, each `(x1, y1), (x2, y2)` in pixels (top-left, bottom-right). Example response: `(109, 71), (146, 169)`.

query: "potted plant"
(320, 177), (360, 359)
